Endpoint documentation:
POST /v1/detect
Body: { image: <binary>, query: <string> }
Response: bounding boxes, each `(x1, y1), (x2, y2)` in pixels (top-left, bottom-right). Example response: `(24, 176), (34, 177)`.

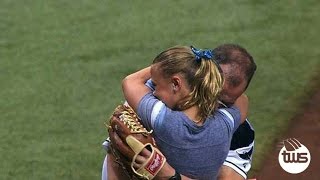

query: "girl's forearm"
(124, 66), (151, 84)
(122, 66), (151, 111)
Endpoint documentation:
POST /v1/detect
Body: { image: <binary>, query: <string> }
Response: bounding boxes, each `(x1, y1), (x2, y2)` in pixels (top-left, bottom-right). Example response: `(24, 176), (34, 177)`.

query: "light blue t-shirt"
(137, 92), (241, 179)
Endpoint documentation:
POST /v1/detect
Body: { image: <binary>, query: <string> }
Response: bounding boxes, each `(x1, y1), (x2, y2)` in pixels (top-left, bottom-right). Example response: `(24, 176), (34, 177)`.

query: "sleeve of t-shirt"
(218, 106), (241, 133)
(145, 79), (155, 91)
(137, 92), (167, 131)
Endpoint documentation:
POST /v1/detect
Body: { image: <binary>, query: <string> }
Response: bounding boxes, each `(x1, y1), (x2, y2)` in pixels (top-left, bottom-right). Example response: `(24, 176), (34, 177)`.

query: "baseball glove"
(107, 104), (166, 180)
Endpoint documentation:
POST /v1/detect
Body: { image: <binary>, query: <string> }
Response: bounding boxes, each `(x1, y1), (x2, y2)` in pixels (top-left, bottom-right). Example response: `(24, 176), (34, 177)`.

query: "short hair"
(213, 44), (257, 89)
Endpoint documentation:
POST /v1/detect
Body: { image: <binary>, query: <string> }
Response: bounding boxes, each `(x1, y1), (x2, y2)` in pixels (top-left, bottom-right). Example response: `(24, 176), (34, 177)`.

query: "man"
(103, 44), (257, 180)
(214, 44), (256, 180)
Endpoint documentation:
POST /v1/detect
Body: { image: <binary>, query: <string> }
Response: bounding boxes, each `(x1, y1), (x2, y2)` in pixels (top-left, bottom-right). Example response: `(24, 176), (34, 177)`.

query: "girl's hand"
(132, 148), (152, 169)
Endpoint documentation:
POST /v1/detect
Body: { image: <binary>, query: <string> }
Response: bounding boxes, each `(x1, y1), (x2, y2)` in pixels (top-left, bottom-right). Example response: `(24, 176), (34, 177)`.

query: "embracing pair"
(103, 44), (257, 180)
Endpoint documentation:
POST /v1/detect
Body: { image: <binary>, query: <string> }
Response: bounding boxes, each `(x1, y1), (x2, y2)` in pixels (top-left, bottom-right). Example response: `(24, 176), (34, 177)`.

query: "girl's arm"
(122, 66), (151, 112)
(135, 149), (194, 180)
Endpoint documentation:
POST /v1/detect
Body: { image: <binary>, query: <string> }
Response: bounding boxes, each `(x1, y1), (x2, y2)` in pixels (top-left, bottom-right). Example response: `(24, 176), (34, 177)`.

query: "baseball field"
(1, 0), (319, 179)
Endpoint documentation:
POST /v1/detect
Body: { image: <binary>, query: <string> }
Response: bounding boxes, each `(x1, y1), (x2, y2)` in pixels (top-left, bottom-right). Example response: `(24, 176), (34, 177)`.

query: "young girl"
(121, 46), (248, 179)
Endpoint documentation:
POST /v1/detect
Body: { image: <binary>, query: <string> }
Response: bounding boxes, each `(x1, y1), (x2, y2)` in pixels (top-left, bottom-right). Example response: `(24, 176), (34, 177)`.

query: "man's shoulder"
(230, 120), (255, 150)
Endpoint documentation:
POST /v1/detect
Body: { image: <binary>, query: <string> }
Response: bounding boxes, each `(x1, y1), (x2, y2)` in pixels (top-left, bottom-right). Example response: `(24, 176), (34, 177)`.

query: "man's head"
(213, 44), (257, 106)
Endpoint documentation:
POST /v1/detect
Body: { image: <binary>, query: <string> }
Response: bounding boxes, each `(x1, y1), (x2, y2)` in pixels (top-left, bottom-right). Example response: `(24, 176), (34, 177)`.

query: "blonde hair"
(153, 46), (224, 121)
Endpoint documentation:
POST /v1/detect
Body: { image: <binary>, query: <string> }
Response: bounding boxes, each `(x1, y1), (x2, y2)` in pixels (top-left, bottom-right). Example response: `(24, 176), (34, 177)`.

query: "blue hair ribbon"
(191, 46), (214, 62)
(191, 46), (222, 72)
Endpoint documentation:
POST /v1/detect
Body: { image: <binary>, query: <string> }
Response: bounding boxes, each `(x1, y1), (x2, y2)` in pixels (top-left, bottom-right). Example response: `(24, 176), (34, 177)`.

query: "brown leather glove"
(107, 104), (166, 180)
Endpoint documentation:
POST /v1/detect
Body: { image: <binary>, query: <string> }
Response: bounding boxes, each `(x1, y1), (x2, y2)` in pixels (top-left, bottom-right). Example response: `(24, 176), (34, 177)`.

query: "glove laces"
(120, 105), (153, 136)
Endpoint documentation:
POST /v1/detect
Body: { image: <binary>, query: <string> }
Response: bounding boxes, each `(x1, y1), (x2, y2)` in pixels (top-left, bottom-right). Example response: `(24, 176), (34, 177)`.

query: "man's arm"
(233, 94), (248, 124)
(218, 118), (255, 180)
(217, 165), (245, 180)
(218, 166), (257, 180)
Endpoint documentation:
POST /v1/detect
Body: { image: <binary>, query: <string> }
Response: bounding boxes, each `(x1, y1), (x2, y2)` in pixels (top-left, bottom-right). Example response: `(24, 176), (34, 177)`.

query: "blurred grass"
(0, 0), (319, 179)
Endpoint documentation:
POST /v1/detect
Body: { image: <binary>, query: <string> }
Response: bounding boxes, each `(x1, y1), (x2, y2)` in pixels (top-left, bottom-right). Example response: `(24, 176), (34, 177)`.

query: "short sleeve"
(218, 106), (241, 133)
(137, 92), (166, 131)
(145, 79), (155, 91)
